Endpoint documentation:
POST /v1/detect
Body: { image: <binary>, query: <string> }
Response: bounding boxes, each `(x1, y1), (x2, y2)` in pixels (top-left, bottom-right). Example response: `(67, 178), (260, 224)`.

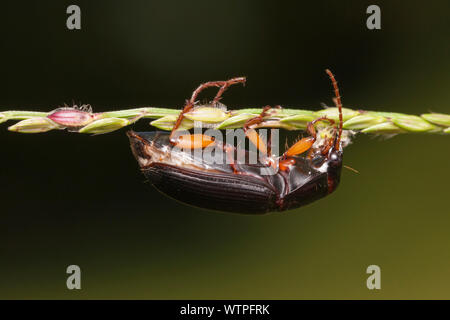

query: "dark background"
(0, 1), (449, 299)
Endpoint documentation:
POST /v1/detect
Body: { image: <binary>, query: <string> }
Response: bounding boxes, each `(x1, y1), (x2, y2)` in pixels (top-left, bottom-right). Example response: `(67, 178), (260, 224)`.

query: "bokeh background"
(0, 0), (449, 299)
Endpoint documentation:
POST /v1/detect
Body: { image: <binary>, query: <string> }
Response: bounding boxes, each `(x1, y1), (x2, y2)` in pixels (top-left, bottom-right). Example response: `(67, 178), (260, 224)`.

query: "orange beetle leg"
(279, 158), (296, 171)
(283, 116), (335, 158)
(245, 128), (268, 156)
(243, 105), (281, 156)
(283, 136), (315, 157)
(174, 134), (215, 149)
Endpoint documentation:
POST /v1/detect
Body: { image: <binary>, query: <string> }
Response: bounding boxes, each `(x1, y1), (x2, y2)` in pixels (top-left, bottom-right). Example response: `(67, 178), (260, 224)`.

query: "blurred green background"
(0, 0), (449, 299)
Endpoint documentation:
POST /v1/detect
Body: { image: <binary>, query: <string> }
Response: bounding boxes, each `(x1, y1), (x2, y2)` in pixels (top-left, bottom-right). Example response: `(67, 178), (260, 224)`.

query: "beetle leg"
(223, 143), (269, 179)
(189, 77), (246, 105)
(282, 117), (335, 158)
(243, 105), (281, 131)
(174, 133), (215, 149)
(223, 144), (240, 174)
(243, 105), (281, 155)
(283, 137), (315, 158)
(170, 77), (246, 145)
(223, 143), (249, 175)
(320, 132), (335, 155)
(279, 158), (296, 171)
(244, 128), (268, 156)
(169, 100), (196, 144)
(242, 105), (283, 168)
(212, 77), (247, 103)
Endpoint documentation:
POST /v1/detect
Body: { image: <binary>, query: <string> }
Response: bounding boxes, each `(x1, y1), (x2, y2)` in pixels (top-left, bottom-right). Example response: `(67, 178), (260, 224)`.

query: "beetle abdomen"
(143, 163), (279, 214)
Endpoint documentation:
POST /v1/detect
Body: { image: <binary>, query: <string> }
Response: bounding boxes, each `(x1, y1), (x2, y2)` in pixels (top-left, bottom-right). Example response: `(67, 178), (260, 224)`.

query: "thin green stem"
(1, 106), (449, 134)
(0, 110), (49, 121)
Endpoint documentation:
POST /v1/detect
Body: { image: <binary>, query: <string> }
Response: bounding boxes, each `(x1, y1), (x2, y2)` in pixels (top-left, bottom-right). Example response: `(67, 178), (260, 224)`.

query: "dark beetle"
(127, 70), (345, 214)
(127, 130), (343, 214)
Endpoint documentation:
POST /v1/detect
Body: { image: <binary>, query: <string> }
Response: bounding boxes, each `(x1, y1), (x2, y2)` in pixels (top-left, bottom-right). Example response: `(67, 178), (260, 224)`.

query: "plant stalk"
(1, 106), (449, 134)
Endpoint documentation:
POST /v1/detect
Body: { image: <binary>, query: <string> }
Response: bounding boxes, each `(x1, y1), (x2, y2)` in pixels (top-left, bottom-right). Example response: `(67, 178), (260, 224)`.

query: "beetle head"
(327, 149), (343, 169)
(309, 139), (343, 173)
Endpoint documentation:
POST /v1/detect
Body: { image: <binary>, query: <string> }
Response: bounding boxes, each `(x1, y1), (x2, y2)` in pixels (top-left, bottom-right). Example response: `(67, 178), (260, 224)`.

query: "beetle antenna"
(325, 69), (343, 150)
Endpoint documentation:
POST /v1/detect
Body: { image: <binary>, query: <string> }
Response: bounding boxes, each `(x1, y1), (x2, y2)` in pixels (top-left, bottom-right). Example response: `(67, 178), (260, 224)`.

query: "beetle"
(128, 70), (345, 214)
